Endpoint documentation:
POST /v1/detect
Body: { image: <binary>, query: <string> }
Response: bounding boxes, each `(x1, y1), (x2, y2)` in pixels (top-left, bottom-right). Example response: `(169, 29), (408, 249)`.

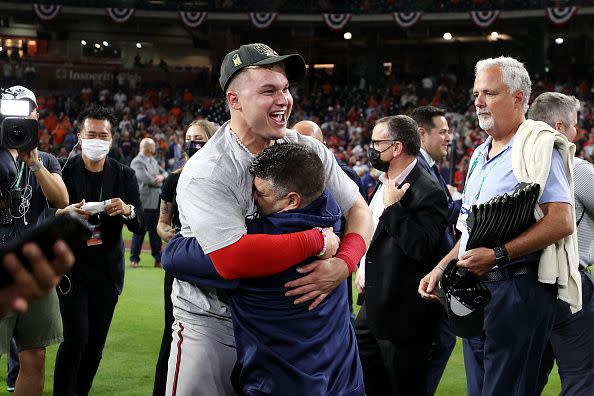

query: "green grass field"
(0, 232), (566, 395)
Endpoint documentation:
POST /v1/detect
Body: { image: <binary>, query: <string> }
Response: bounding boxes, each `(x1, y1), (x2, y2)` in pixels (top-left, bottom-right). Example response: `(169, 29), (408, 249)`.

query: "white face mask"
(81, 138), (111, 162)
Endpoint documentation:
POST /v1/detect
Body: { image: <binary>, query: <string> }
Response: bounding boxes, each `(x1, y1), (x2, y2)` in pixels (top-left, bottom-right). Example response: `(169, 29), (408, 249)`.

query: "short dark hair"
(249, 143), (325, 207)
(375, 115), (421, 156)
(410, 106), (445, 131)
(78, 105), (117, 133)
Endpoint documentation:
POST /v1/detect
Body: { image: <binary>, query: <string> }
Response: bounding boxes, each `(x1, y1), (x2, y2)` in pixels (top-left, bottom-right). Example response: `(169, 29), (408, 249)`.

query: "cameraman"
(0, 85), (69, 395)
(1, 146), (73, 321)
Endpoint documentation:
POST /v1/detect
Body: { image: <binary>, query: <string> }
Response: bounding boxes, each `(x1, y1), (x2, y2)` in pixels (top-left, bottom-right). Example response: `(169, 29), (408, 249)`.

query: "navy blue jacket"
(161, 190), (364, 396)
(417, 154), (461, 256)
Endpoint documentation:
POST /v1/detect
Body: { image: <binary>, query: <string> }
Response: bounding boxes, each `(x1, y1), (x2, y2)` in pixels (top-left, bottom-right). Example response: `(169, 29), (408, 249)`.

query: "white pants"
(166, 320), (237, 396)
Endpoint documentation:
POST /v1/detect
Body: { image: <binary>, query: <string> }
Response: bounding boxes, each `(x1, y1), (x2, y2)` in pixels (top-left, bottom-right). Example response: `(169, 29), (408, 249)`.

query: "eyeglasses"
(370, 139), (399, 151)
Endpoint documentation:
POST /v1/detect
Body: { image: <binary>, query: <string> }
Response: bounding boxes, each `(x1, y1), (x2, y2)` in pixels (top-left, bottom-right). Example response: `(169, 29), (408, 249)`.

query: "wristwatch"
(29, 161), (43, 173)
(493, 245), (510, 266)
(121, 204), (136, 220)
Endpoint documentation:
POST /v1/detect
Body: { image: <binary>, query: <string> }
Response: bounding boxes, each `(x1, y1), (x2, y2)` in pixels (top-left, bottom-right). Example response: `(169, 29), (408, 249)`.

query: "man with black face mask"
(152, 118), (217, 396)
(354, 115), (448, 395)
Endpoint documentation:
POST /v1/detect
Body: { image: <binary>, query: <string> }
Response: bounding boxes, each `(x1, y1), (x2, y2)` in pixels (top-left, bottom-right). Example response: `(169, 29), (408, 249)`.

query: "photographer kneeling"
(0, 85), (70, 395)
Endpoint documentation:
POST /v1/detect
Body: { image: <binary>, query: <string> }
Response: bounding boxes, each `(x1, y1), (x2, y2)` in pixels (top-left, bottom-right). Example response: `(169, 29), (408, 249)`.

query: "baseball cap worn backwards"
(219, 43), (306, 91)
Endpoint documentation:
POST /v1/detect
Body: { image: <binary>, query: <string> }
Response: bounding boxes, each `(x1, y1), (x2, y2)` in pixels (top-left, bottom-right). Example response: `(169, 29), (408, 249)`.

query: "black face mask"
(184, 141), (205, 158)
(368, 145), (394, 173)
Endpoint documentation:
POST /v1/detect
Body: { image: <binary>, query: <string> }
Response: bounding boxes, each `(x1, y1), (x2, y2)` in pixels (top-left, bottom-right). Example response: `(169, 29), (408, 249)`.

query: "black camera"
(0, 97), (38, 151)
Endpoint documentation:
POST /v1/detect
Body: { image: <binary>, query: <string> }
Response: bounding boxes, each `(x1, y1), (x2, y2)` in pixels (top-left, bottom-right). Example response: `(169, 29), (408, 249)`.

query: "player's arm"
(177, 176), (332, 279)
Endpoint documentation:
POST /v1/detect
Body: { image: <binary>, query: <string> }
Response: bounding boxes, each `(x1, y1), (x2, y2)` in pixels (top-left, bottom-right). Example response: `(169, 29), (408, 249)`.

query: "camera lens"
(8, 126), (26, 144)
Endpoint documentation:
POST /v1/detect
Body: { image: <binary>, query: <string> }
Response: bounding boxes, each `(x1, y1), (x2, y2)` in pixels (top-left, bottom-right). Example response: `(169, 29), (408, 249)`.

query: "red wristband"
(335, 233), (367, 274)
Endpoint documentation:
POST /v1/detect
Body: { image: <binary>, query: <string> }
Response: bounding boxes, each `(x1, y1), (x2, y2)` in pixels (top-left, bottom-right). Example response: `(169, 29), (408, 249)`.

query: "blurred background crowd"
(3, 54), (593, 199)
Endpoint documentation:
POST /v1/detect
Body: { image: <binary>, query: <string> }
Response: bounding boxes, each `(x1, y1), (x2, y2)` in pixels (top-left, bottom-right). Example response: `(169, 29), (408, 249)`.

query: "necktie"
(431, 164), (442, 183)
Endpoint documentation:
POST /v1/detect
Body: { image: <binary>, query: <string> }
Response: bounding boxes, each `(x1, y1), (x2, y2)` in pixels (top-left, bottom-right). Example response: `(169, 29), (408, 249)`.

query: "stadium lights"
(81, 40), (87, 46)
(555, 37), (564, 45)
(94, 43), (100, 49)
(443, 32), (453, 41)
(490, 32), (499, 39)
(136, 42), (142, 49)
(102, 41), (109, 47)
(0, 46), (3, 52)
(305, 64), (335, 69)
(344, 32), (352, 40)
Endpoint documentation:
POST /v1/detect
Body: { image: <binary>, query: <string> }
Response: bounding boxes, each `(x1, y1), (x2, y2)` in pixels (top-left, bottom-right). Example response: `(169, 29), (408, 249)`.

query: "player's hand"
(55, 200), (91, 219)
(457, 247), (496, 277)
(418, 266), (444, 302)
(163, 228), (177, 242)
(106, 198), (131, 217)
(319, 227), (340, 259)
(284, 257), (349, 310)
(1, 240), (74, 316)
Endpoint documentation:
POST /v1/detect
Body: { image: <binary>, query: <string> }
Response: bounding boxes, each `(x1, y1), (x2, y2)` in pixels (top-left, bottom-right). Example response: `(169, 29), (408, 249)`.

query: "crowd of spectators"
(4, 69), (594, 199)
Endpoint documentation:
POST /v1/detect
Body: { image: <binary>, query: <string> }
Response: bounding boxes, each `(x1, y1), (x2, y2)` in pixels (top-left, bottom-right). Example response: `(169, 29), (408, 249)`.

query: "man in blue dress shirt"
(419, 57), (575, 396)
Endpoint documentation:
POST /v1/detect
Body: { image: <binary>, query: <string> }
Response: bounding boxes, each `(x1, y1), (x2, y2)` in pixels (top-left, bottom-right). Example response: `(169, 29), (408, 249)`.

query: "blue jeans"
(130, 209), (162, 263)
(463, 273), (556, 396)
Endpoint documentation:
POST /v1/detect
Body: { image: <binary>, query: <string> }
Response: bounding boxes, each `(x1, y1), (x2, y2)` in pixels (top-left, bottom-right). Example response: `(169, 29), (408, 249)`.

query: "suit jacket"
(417, 154), (461, 253)
(364, 162), (448, 340)
(61, 154), (145, 294)
(130, 153), (167, 210)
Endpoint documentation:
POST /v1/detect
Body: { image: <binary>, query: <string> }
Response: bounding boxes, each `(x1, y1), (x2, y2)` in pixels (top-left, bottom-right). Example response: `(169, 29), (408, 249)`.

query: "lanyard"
(463, 149), (506, 202)
(14, 162), (26, 188)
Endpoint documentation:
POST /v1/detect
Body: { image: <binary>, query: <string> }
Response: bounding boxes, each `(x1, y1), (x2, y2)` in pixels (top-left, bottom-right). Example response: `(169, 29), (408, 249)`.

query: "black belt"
(481, 263), (536, 283)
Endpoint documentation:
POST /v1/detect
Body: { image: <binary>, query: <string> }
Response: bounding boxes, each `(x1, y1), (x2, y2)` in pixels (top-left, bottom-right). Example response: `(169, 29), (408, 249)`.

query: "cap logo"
(233, 53), (242, 67)
(253, 44), (278, 57)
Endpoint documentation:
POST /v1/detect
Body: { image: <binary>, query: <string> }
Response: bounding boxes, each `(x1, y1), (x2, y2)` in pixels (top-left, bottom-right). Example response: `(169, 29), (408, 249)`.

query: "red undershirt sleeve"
(208, 229), (323, 279)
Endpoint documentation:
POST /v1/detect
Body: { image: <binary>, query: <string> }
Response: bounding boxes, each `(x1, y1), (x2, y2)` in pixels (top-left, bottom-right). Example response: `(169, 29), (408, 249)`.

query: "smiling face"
(473, 66), (525, 136)
(227, 65), (293, 142)
(421, 115), (451, 161)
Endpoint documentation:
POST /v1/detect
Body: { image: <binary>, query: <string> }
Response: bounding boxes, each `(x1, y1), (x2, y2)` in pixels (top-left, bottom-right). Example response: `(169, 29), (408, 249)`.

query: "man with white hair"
(419, 57), (578, 396)
(130, 138), (167, 268)
(528, 92), (594, 396)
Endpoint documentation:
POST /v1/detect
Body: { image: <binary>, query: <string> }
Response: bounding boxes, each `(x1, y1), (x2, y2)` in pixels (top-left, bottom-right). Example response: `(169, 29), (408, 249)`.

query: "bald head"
(140, 138), (156, 156)
(293, 120), (324, 144)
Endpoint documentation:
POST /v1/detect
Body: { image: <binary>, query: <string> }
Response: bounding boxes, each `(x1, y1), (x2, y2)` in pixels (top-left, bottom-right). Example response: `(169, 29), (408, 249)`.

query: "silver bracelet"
(435, 264), (446, 273)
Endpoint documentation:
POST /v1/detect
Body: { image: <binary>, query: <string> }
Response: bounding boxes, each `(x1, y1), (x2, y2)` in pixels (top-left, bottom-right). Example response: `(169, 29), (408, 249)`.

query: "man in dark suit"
(411, 105), (461, 395)
(293, 120), (366, 320)
(354, 115), (448, 396)
(52, 105), (145, 396)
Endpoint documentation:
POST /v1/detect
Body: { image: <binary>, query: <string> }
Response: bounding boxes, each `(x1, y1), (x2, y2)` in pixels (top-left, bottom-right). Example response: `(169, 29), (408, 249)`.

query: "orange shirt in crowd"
(44, 113), (58, 132)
